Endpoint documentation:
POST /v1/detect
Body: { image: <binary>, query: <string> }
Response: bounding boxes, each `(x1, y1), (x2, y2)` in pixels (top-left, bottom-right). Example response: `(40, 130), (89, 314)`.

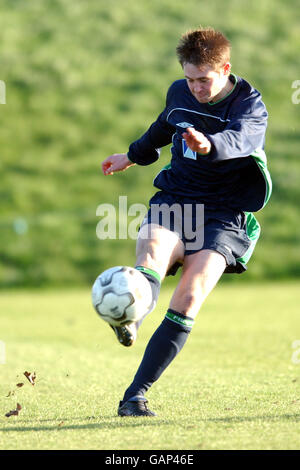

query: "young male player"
(101, 27), (272, 417)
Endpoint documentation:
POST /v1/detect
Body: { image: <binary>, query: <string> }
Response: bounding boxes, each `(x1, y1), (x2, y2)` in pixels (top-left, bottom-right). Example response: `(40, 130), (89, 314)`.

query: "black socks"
(123, 309), (194, 403)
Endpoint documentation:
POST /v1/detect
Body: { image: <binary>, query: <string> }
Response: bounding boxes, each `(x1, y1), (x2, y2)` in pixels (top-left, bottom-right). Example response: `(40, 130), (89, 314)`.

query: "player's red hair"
(176, 27), (231, 69)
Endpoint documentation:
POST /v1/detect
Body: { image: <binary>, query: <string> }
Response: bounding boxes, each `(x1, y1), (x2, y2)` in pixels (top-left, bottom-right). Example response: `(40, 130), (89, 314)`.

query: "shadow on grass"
(202, 413), (300, 424)
(1, 413), (300, 433)
(0, 416), (175, 433)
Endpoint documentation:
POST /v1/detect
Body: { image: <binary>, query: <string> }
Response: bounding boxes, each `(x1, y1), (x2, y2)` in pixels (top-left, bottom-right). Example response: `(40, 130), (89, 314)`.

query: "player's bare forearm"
(102, 153), (136, 175)
(182, 127), (211, 155)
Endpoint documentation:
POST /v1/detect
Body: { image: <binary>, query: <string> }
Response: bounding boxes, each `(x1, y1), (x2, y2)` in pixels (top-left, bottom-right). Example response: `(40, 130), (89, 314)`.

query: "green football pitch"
(1, 282), (300, 450)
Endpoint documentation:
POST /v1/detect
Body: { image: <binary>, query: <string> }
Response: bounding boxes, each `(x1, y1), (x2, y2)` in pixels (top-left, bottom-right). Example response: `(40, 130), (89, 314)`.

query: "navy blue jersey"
(127, 75), (272, 212)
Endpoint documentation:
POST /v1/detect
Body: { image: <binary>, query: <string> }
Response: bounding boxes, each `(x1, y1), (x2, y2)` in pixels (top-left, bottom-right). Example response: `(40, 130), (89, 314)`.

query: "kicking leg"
(135, 222), (185, 281)
(111, 223), (184, 347)
(134, 223), (185, 325)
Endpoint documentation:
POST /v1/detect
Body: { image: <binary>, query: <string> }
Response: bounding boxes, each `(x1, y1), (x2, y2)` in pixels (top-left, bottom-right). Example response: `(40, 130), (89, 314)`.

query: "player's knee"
(171, 275), (208, 317)
(177, 292), (202, 316)
(137, 236), (157, 261)
(136, 242), (168, 279)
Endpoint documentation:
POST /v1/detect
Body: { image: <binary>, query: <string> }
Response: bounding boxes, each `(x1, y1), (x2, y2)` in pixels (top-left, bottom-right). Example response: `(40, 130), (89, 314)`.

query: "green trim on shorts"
(135, 266), (161, 284)
(237, 212), (261, 266)
(250, 149), (272, 210)
(153, 162), (171, 185)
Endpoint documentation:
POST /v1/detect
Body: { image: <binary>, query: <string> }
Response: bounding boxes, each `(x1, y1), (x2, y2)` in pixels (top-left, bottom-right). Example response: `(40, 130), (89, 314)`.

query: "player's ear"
(223, 62), (231, 75)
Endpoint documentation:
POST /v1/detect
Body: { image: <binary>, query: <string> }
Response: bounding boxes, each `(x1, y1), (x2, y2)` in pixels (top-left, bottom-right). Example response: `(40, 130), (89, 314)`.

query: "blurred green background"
(1, 0), (300, 288)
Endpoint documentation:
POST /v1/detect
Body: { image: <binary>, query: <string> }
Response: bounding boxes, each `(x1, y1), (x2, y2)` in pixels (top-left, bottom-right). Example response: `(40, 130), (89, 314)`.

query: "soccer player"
(101, 27), (272, 417)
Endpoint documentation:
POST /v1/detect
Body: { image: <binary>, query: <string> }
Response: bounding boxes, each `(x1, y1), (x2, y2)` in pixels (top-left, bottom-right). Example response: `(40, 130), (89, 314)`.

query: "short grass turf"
(0, 281), (300, 450)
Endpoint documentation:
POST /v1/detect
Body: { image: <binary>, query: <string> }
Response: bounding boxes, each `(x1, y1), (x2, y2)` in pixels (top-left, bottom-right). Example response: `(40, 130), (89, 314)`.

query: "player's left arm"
(183, 96), (268, 160)
(205, 98), (268, 161)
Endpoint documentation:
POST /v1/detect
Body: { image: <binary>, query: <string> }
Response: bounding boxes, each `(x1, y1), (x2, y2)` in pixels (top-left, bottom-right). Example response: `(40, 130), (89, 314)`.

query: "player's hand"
(182, 127), (211, 155)
(101, 153), (135, 175)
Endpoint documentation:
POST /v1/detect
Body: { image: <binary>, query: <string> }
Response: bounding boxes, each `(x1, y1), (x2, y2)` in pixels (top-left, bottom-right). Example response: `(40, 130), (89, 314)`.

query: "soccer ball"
(91, 266), (152, 326)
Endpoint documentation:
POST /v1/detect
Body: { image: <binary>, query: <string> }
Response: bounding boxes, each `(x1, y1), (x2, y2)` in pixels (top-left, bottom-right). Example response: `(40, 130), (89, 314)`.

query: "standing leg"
(169, 249), (226, 317)
(118, 249), (226, 416)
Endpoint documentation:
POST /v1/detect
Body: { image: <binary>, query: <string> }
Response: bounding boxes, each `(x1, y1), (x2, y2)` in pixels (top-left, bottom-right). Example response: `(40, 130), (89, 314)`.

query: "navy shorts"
(142, 191), (260, 275)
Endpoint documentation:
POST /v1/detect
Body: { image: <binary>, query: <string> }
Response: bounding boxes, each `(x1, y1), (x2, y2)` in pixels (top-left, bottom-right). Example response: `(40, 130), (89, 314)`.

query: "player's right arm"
(102, 153), (135, 176)
(123, 85), (175, 167)
(102, 83), (175, 174)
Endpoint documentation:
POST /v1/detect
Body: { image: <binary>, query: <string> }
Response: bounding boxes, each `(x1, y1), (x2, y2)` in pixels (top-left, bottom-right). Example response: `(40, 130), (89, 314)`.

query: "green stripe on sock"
(166, 310), (194, 328)
(135, 266), (161, 284)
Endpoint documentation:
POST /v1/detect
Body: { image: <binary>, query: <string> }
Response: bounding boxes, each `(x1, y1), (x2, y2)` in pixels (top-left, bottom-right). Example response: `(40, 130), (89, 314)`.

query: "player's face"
(184, 62), (231, 103)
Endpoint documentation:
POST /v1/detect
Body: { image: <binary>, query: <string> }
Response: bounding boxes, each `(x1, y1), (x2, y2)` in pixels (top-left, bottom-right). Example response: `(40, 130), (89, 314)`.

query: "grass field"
(1, 0), (299, 454)
(1, 281), (300, 450)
